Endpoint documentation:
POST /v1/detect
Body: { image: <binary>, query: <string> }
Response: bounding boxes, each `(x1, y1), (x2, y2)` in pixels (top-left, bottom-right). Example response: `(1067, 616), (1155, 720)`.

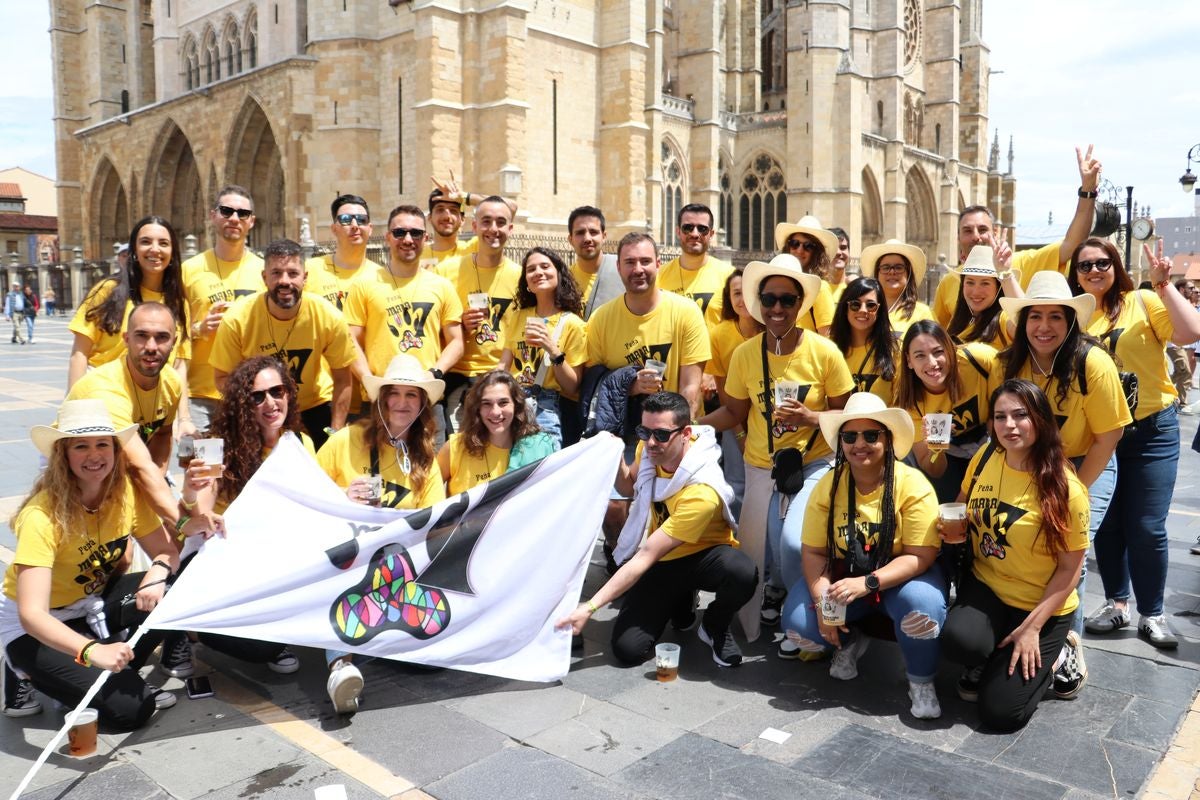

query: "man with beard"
(567, 205), (622, 320)
(210, 239), (360, 449)
(182, 185), (265, 432)
(657, 203), (734, 331)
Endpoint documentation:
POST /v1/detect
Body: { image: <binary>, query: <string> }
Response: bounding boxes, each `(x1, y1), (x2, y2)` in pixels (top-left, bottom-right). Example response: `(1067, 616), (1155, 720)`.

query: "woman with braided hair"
(779, 393), (946, 720)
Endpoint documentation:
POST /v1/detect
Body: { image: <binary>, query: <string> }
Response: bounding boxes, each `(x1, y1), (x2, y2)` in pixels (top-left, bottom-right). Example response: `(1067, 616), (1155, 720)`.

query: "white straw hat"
(955, 244), (1021, 283)
(859, 239), (928, 286)
(31, 399), (138, 457)
(998, 271), (1095, 321)
(743, 254), (824, 325)
(362, 354), (445, 403)
(818, 392), (915, 459)
(773, 215), (840, 257)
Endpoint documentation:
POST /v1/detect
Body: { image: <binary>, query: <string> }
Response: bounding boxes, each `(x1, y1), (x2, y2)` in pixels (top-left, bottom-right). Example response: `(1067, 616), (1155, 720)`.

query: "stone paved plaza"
(2, 315), (1200, 799)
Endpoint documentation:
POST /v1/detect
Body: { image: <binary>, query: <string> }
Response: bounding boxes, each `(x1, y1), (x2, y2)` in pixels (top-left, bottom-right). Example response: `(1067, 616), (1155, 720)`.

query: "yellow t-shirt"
(798, 281), (836, 333)
(316, 426), (446, 510)
(907, 344), (996, 447)
(934, 242), (1063, 327)
(344, 265), (463, 374)
(69, 281), (192, 366)
(3, 483), (161, 607)
(569, 263), (600, 318)
(421, 237), (477, 266)
(501, 308), (587, 398)
(990, 345), (1132, 458)
(657, 256), (735, 330)
(956, 310), (1013, 349)
(708, 319), (753, 379)
(630, 440), (737, 562)
(437, 255), (523, 376)
(66, 357), (183, 443)
(303, 253), (380, 314)
(182, 249), (266, 399)
(801, 461), (940, 557)
(445, 433), (510, 495)
(845, 343), (896, 404)
(585, 292), (711, 392)
(961, 446), (1090, 614)
(1086, 289), (1176, 420)
(889, 301), (935, 340)
(829, 281), (847, 305)
(723, 331), (856, 470)
(209, 292), (358, 411)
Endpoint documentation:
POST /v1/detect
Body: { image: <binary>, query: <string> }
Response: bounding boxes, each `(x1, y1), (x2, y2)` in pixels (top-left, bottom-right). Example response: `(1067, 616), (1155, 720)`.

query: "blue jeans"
(1069, 452), (1118, 634)
(782, 563), (948, 681)
(770, 459), (833, 591)
(1094, 406), (1178, 617)
(23, 313), (34, 340)
(524, 385), (562, 447)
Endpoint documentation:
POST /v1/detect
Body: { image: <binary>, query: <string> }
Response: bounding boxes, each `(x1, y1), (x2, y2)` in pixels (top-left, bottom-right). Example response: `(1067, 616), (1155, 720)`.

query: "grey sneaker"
(908, 680), (941, 719)
(828, 632), (869, 681)
(159, 635), (195, 678)
(1138, 614), (1179, 649)
(1083, 601), (1130, 634)
(148, 684), (177, 710)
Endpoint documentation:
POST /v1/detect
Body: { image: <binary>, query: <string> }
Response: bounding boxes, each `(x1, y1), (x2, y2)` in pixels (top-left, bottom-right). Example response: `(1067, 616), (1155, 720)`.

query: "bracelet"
(1077, 187), (1098, 199)
(180, 496), (197, 512)
(1155, 279), (1171, 291)
(137, 578), (169, 592)
(585, 599), (599, 615)
(75, 640), (98, 667)
(735, 431), (747, 441)
(175, 515), (191, 540)
(151, 559), (173, 574)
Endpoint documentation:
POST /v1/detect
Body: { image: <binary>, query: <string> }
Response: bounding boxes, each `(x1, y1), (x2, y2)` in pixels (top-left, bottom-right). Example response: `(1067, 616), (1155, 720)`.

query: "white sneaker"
(828, 633), (869, 681)
(1138, 614), (1179, 649)
(908, 680), (941, 719)
(1083, 601), (1130, 634)
(326, 661), (364, 715)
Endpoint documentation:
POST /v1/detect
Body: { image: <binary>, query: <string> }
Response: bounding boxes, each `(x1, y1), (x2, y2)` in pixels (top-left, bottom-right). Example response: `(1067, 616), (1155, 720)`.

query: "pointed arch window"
(661, 142), (685, 247)
(738, 153), (787, 251)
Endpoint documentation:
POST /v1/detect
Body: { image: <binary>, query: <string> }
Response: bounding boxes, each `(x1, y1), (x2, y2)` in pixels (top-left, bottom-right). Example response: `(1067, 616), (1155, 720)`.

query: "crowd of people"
(3, 145), (1196, 736)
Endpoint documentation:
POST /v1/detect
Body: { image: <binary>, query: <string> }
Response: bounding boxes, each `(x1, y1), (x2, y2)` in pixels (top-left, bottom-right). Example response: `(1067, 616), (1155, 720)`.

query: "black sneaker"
(159, 635), (194, 678)
(3, 664), (42, 718)
(671, 591), (699, 632)
(956, 665), (983, 703)
(697, 621), (743, 667)
(1053, 630), (1088, 700)
(760, 585), (787, 627)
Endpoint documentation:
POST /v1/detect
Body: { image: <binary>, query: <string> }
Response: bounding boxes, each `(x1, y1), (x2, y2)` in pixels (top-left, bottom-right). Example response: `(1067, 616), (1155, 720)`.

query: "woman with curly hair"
(829, 277), (898, 404)
(438, 371), (557, 494)
(858, 239), (934, 339)
(772, 215), (839, 335)
(497, 247), (586, 446)
(942, 380), (1089, 732)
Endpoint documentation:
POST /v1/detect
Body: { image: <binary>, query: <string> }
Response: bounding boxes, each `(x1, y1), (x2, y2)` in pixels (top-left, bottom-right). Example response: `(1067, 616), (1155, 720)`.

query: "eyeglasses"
(216, 205), (253, 220)
(250, 385), (286, 406)
(839, 429), (886, 445)
(786, 238), (820, 253)
(848, 299), (880, 313)
(1075, 258), (1113, 274)
(336, 213), (370, 226)
(635, 425), (685, 443)
(759, 292), (799, 309)
(680, 223), (711, 235)
(877, 263), (908, 274)
(390, 227), (426, 241)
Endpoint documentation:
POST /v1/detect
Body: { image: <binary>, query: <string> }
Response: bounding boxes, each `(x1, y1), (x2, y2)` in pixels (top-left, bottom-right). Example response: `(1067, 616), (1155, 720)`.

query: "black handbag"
(761, 335), (818, 495)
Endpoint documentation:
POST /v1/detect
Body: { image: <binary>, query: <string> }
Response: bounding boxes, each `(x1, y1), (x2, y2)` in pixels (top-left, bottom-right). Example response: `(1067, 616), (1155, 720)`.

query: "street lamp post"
(1179, 144), (1200, 193)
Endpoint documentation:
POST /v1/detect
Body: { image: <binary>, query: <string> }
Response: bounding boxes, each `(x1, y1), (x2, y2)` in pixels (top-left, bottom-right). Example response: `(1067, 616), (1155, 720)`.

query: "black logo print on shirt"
(976, 500), (1028, 560)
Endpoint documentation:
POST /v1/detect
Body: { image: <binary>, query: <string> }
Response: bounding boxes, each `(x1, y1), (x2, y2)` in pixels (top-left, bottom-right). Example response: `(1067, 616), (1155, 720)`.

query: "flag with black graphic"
(147, 434), (623, 682)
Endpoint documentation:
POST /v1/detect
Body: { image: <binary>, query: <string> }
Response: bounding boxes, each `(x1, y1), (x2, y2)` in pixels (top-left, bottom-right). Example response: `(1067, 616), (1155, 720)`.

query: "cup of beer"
(176, 435), (195, 470)
(939, 502), (969, 544)
(654, 642), (681, 682)
(67, 707), (99, 758)
(924, 413), (953, 453)
(644, 359), (668, 381)
(820, 587), (848, 627)
(364, 474), (383, 507)
(467, 292), (490, 311)
(774, 380), (801, 408)
(193, 438), (225, 479)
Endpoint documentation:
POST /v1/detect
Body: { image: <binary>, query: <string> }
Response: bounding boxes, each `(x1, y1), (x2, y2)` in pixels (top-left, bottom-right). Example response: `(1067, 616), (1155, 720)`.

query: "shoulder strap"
(966, 440), (998, 499)
(761, 334), (775, 455)
(960, 346), (988, 380)
(533, 313), (572, 388)
(369, 440), (380, 476)
(1133, 289), (1161, 347)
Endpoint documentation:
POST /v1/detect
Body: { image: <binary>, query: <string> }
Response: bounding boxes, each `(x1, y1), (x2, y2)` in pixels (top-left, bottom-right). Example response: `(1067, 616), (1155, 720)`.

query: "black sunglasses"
(250, 385), (286, 406)
(216, 205), (253, 220)
(680, 223), (711, 235)
(336, 213), (370, 226)
(759, 292), (799, 309)
(635, 425), (685, 443)
(1075, 258), (1113, 274)
(786, 239), (819, 252)
(839, 429), (886, 445)
(848, 299), (880, 313)
(391, 227), (426, 241)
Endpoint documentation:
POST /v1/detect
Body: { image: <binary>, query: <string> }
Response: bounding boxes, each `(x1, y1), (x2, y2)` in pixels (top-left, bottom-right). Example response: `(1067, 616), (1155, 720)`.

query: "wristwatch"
(549, 351), (566, 366)
(864, 572), (880, 593)
(430, 367), (445, 380)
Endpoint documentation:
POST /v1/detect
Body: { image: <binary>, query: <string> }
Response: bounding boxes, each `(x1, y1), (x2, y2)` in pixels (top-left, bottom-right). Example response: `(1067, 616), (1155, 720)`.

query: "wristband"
(180, 496), (197, 512)
(585, 599), (599, 615)
(1077, 187), (1098, 199)
(151, 559), (173, 574)
(175, 515), (191, 541)
(75, 640), (98, 667)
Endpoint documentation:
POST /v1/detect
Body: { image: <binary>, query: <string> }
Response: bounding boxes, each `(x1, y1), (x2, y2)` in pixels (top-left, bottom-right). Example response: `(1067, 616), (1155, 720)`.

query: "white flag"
(149, 433), (623, 682)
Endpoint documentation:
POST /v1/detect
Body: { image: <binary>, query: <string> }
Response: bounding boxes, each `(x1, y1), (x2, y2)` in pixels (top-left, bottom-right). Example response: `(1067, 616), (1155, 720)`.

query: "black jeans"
(611, 545), (757, 665)
(6, 572), (166, 731)
(170, 553), (289, 664)
(941, 575), (1072, 733)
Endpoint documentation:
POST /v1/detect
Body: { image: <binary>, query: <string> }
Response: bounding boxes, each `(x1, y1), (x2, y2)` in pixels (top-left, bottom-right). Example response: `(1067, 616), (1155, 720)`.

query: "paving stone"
(446, 684), (594, 740)
(1105, 697), (1187, 752)
(23, 762), (170, 800)
(1082, 647), (1200, 707)
(194, 752), (385, 799)
(524, 699), (684, 777)
(426, 744), (647, 800)
(793, 723), (1068, 800)
(606, 670), (750, 730)
(558, 655), (656, 702)
(740, 706), (848, 765)
(692, 689), (819, 749)
(0, 711), (124, 795)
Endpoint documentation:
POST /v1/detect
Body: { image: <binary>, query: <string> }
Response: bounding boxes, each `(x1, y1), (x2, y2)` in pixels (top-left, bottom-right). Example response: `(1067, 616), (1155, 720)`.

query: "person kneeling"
(558, 392), (756, 668)
(781, 393), (946, 720)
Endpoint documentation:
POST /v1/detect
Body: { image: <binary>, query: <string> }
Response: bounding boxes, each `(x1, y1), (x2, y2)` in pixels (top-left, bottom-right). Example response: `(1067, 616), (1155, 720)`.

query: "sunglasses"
(786, 239), (819, 252)
(635, 425), (685, 443)
(848, 299), (880, 313)
(336, 213), (370, 226)
(250, 385), (286, 406)
(680, 223), (711, 235)
(216, 205), (253, 220)
(839, 429), (886, 445)
(759, 292), (799, 309)
(1075, 258), (1113, 274)
(390, 227), (426, 241)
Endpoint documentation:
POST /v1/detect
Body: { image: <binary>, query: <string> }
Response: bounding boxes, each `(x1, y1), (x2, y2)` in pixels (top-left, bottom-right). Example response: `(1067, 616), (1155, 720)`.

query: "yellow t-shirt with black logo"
(304, 253), (380, 314)
(934, 242), (1062, 327)
(585, 292), (711, 392)
(209, 292), (358, 411)
(801, 461), (940, 557)
(344, 265), (463, 374)
(69, 281), (192, 366)
(3, 483), (161, 607)
(708, 319), (754, 379)
(182, 249), (266, 399)
(907, 343), (996, 447)
(445, 433), (510, 495)
(845, 343), (896, 404)
(501, 308), (587, 398)
(437, 255), (522, 376)
(798, 281), (836, 333)
(723, 331), (856, 470)
(990, 346), (1131, 459)
(66, 357), (182, 443)
(1085, 289), (1176, 420)
(890, 301), (935, 340)
(658, 256), (735, 330)
(316, 426), (446, 510)
(961, 446), (1090, 614)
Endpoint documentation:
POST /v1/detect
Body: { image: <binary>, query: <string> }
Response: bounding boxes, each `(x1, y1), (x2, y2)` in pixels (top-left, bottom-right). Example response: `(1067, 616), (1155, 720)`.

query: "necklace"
(999, 457), (1035, 503)
(126, 361), (162, 441)
(264, 295), (300, 364)
(767, 326), (798, 356)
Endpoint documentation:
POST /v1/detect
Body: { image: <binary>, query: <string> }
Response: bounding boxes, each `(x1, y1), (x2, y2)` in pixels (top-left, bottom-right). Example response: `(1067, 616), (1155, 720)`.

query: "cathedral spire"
(1006, 135), (1014, 176)
(988, 128), (1000, 173)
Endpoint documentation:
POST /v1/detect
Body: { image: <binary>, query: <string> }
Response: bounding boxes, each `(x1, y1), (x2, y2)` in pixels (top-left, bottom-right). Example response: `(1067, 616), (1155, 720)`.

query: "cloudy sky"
(2, 1), (1198, 239)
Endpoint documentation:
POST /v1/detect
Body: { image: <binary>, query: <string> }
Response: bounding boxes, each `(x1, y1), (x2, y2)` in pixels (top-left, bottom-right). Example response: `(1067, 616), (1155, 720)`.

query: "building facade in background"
(0, 170), (61, 300)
